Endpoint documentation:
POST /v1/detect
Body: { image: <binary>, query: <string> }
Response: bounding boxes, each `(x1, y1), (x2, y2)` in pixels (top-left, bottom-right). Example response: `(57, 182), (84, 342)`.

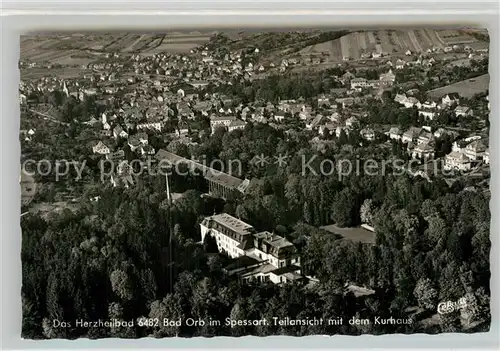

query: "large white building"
(200, 213), (302, 284)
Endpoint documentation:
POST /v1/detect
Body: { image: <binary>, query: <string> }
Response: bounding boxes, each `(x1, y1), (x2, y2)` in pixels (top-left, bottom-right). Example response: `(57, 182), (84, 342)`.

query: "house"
(92, 141), (110, 155)
(175, 128), (189, 137)
(345, 116), (359, 128)
(405, 50), (412, 56)
(274, 113), (286, 122)
(444, 151), (471, 171)
(210, 115), (237, 134)
(454, 106), (473, 117)
(419, 108), (437, 120)
(336, 126), (351, 138)
(483, 149), (490, 164)
(394, 93), (407, 104)
(403, 97), (421, 109)
(351, 78), (370, 90)
(110, 161), (135, 188)
(394, 94), (421, 108)
(113, 125), (128, 139)
(335, 97), (356, 109)
(433, 128), (452, 139)
(412, 142), (435, 160)
(360, 128), (375, 141)
(387, 127), (402, 140)
(421, 101), (437, 109)
(395, 59), (406, 69)
(317, 95), (331, 106)
(127, 137), (141, 151)
(140, 144), (156, 156)
(417, 131), (435, 145)
(464, 140), (487, 160)
(319, 123), (336, 137)
(441, 93), (460, 107)
(379, 69), (396, 85)
(402, 127), (422, 144)
(341, 71), (355, 83)
(306, 114), (325, 130)
(200, 213), (301, 284)
(227, 119), (247, 132)
(106, 150), (125, 161)
(137, 121), (163, 132)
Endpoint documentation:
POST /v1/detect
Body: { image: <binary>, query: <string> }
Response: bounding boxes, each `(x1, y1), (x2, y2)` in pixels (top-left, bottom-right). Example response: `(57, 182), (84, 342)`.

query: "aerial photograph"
(19, 28), (491, 339)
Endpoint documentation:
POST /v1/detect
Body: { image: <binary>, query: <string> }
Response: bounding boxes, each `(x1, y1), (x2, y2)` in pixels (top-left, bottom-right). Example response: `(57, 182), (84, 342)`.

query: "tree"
(360, 198), (375, 226)
(110, 269), (133, 301)
(203, 233), (218, 253)
(331, 188), (360, 228)
(149, 294), (184, 337)
(140, 269), (157, 306)
(414, 278), (438, 310)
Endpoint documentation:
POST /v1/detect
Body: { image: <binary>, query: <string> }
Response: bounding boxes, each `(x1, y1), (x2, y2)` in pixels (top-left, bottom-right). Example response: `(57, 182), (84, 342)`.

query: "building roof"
(254, 231), (294, 250)
(228, 119), (247, 128)
(447, 151), (470, 162)
(389, 127), (401, 134)
(155, 149), (248, 192)
(466, 140), (487, 152)
(207, 213), (254, 235)
(210, 115), (237, 122)
(415, 142), (434, 152)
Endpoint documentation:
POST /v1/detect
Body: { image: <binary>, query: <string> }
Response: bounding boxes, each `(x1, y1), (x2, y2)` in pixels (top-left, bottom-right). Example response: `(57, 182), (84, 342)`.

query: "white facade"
(444, 151), (471, 171)
(200, 214), (302, 284)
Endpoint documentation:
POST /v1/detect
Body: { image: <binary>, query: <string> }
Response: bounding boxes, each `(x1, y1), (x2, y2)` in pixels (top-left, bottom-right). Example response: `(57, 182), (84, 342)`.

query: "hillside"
(297, 28), (489, 62)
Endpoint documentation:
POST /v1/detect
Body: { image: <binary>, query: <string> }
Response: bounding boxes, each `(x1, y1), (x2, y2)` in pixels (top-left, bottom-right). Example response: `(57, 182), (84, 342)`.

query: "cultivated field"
(299, 28), (488, 61)
(20, 33), (212, 63)
(427, 74), (490, 99)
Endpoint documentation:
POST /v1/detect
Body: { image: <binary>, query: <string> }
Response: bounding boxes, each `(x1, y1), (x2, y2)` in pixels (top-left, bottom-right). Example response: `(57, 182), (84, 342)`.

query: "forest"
(21, 121), (491, 338)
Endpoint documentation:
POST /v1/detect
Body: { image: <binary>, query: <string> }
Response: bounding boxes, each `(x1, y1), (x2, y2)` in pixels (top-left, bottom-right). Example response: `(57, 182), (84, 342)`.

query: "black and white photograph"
(19, 27), (491, 339)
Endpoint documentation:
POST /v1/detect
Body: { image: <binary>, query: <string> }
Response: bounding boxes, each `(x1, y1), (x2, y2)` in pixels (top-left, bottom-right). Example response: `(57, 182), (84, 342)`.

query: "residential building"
(137, 121), (163, 132)
(444, 151), (472, 171)
(421, 101), (437, 109)
(454, 106), (473, 117)
(402, 127), (422, 144)
(411, 142), (435, 160)
(387, 127), (402, 140)
(92, 141), (110, 155)
(227, 119), (247, 132)
(360, 128), (375, 141)
(464, 140), (487, 160)
(417, 131), (435, 145)
(483, 149), (490, 164)
(345, 116), (359, 128)
(200, 213), (302, 284)
(274, 113), (286, 122)
(210, 115), (237, 134)
(351, 78), (370, 90)
(441, 93), (460, 107)
(379, 69), (396, 86)
(113, 125), (128, 139)
(419, 108), (437, 120)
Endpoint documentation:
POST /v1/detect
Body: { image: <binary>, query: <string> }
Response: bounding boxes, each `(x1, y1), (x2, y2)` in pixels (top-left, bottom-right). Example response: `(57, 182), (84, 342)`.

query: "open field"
(20, 33), (212, 62)
(427, 73), (490, 99)
(299, 28), (488, 61)
(21, 67), (92, 79)
(435, 29), (477, 45)
(320, 224), (376, 244)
